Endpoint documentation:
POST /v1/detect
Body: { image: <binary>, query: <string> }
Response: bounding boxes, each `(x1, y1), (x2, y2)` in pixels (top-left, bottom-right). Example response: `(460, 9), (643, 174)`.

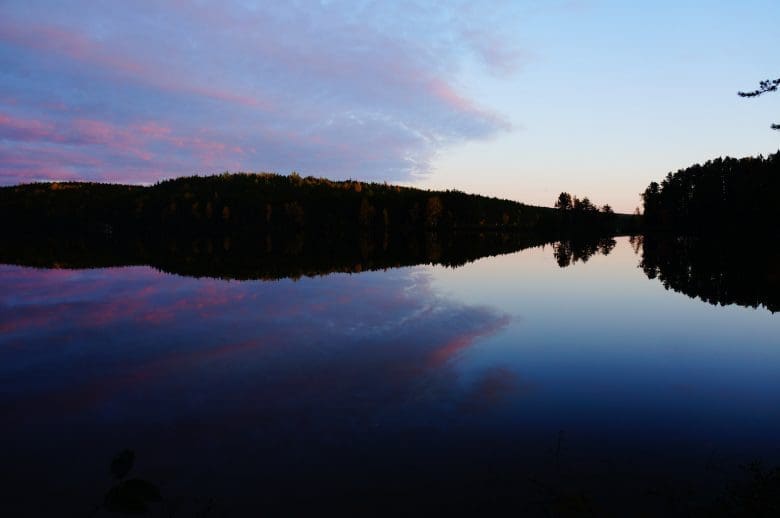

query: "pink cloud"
(0, 18), (273, 112)
(0, 110), (249, 183)
(0, 113), (56, 141)
(0, 2), (519, 184)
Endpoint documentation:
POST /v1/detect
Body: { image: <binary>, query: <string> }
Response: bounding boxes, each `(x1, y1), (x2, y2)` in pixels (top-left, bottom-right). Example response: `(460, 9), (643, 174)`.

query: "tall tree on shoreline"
(738, 78), (780, 130)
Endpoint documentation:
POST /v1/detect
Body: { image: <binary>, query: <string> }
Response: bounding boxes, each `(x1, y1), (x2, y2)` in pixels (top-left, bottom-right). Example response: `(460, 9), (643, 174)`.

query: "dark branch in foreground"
(737, 78), (780, 97)
(738, 77), (779, 130)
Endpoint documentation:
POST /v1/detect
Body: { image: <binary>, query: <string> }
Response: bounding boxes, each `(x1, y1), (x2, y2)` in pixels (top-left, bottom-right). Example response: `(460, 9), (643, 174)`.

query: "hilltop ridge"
(0, 172), (633, 237)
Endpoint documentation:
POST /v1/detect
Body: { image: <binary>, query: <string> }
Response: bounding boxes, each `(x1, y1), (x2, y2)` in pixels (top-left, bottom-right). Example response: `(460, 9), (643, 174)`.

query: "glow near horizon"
(0, 1), (777, 212)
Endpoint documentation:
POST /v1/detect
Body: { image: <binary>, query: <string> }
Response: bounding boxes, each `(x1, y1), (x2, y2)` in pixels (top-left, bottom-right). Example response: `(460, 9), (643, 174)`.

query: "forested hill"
(0, 173), (630, 237)
(641, 151), (780, 233)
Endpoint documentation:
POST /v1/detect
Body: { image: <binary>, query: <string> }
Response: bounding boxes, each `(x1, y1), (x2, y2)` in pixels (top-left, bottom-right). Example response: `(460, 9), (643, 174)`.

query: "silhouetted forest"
(0, 173), (638, 280)
(0, 173), (636, 239)
(553, 191), (621, 233)
(638, 149), (780, 311)
(639, 234), (780, 313)
(641, 151), (780, 233)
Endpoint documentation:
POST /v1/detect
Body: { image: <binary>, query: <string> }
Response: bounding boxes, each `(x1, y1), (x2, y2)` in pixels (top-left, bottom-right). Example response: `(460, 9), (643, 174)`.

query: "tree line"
(641, 151), (780, 234)
(0, 173), (633, 239)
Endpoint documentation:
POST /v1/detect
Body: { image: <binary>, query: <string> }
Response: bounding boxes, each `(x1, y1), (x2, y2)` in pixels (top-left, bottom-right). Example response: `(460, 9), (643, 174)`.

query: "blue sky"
(1, 0), (778, 211)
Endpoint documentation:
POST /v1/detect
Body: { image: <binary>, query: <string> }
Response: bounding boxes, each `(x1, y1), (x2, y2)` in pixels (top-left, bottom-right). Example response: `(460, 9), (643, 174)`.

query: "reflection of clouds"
(458, 367), (534, 414)
(0, 265), (512, 435)
(427, 316), (511, 368)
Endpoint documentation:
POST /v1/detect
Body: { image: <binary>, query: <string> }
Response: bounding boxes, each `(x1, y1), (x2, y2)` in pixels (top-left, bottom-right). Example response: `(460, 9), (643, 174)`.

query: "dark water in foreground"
(1, 236), (779, 516)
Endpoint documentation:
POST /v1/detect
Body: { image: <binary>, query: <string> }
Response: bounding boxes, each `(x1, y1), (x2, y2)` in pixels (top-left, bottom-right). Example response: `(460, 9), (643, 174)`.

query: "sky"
(0, 1), (778, 212)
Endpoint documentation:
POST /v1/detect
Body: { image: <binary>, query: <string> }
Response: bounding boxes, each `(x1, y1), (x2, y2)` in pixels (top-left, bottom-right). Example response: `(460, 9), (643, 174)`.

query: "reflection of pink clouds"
(0, 306), (59, 334)
(0, 265), (81, 283)
(0, 267), (157, 331)
(2, 269), (136, 303)
(141, 284), (250, 321)
(0, 266), (511, 427)
(0, 335), (278, 421)
(60, 274), (258, 328)
(428, 315), (512, 368)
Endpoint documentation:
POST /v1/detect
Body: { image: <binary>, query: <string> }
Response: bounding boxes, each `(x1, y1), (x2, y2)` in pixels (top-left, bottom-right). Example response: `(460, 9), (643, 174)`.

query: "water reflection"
(0, 231), (554, 281)
(552, 236), (616, 267)
(640, 234), (780, 313)
(0, 263), (516, 514)
(1, 236), (779, 515)
(1, 266), (511, 420)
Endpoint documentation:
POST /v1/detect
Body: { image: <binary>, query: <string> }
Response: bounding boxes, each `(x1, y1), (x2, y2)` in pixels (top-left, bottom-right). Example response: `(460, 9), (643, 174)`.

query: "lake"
(1, 235), (778, 516)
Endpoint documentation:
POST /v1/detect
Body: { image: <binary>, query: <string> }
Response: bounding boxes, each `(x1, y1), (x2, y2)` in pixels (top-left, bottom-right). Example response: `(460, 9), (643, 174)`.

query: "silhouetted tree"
(555, 192), (573, 211)
(573, 196), (598, 213)
(738, 77), (780, 130)
(552, 191), (621, 233)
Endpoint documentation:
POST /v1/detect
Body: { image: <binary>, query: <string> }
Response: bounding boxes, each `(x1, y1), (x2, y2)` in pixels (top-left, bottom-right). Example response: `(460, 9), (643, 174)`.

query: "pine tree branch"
(738, 78), (780, 97)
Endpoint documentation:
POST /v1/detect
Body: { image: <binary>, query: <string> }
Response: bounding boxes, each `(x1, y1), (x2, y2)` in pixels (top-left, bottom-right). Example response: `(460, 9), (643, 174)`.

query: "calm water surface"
(1, 237), (778, 515)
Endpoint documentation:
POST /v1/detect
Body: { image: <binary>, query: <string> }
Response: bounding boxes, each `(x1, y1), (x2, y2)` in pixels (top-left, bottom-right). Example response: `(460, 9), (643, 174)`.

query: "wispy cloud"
(0, 1), (525, 184)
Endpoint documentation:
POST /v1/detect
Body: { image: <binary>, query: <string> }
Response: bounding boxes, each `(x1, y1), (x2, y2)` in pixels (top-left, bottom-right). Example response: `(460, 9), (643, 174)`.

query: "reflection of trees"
(640, 234), (780, 313)
(0, 251), (515, 516)
(553, 236), (616, 268)
(0, 230), (557, 281)
(628, 235), (643, 255)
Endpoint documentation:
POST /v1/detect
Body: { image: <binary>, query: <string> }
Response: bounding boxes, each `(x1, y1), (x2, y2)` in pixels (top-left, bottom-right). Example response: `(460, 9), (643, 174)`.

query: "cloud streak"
(0, 1), (523, 185)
